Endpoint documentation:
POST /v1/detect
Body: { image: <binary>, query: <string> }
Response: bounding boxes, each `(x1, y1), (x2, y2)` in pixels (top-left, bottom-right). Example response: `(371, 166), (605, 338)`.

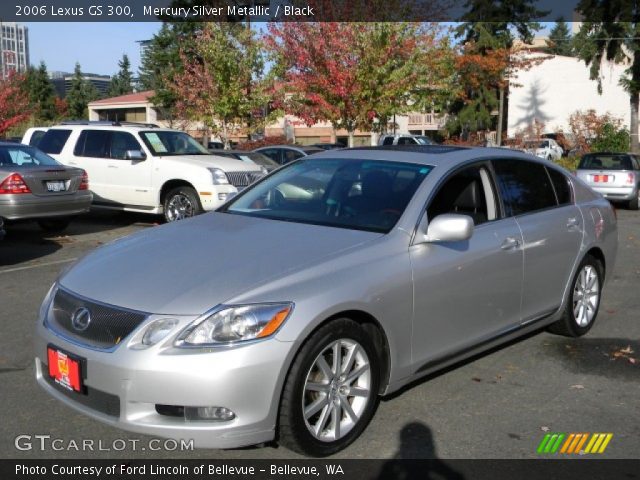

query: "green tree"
(574, 12), (640, 152)
(169, 23), (266, 147)
(452, 1), (545, 140)
(25, 61), (57, 122)
(546, 18), (574, 56)
(138, 23), (195, 124)
(108, 54), (133, 97)
(591, 123), (630, 152)
(65, 63), (99, 120)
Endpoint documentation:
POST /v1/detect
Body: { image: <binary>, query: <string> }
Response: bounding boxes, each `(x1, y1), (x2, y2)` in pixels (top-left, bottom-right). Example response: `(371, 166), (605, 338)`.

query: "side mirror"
(125, 150), (146, 161)
(417, 213), (474, 244)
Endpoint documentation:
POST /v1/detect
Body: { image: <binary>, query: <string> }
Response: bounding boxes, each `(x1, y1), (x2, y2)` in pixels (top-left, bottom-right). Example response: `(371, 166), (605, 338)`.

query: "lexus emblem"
(71, 307), (91, 331)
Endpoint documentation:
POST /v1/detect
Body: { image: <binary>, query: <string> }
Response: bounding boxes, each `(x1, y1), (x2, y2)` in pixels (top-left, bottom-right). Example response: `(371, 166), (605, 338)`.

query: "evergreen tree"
(546, 18), (574, 56)
(108, 54), (133, 97)
(25, 61), (57, 122)
(66, 63), (99, 120)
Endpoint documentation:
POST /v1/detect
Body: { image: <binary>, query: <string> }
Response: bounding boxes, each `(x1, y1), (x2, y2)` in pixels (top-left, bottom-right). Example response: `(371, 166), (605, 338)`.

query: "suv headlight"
(208, 168), (229, 185)
(175, 303), (293, 347)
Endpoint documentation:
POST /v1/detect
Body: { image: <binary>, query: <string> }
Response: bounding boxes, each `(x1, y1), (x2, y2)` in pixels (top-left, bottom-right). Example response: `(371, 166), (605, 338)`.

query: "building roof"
(89, 90), (154, 106)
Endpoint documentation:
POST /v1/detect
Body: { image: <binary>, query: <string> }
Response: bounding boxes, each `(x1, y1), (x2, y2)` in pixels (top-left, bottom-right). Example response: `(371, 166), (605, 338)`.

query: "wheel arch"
(159, 179), (197, 206)
(585, 246), (606, 280)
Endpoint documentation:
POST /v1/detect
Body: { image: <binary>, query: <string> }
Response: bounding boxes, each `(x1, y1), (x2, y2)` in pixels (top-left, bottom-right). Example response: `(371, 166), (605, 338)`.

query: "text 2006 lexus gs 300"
(35, 146), (617, 456)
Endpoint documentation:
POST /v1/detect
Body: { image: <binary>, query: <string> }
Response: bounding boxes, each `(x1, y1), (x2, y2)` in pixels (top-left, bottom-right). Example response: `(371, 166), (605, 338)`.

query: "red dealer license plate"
(47, 346), (84, 393)
(593, 175), (609, 182)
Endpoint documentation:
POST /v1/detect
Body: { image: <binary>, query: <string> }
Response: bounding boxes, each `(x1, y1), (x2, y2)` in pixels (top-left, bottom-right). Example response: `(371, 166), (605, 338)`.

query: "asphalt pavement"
(0, 209), (638, 459)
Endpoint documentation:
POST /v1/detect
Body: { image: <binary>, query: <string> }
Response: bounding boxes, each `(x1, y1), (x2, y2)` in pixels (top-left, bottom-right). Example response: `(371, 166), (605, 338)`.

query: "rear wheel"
(37, 218), (72, 233)
(163, 186), (202, 222)
(278, 319), (380, 457)
(549, 254), (603, 337)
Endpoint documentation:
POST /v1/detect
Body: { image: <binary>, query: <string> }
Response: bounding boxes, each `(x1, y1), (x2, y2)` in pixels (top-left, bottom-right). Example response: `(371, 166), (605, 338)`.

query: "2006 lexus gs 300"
(35, 146), (617, 456)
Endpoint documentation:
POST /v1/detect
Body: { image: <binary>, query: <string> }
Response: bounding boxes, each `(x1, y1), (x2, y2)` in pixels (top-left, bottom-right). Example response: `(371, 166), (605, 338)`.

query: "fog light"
(185, 406), (235, 421)
(218, 193), (228, 201)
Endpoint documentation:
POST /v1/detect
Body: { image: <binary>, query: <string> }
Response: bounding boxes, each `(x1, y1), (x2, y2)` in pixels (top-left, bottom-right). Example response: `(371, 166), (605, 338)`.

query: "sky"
(25, 22), (161, 75)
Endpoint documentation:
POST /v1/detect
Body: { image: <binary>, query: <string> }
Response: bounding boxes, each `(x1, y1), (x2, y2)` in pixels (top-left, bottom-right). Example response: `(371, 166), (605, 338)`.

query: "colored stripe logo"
(537, 433), (613, 454)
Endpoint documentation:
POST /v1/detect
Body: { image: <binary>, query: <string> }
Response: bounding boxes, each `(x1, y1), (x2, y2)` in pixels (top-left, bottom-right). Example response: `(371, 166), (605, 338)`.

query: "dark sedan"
(211, 150), (280, 172)
(0, 143), (92, 232)
(253, 145), (324, 166)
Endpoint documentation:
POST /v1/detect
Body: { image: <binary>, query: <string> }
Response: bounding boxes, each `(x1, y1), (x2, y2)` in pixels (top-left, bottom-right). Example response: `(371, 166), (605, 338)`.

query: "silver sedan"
(0, 142), (92, 232)
(34, 146), (617, 456)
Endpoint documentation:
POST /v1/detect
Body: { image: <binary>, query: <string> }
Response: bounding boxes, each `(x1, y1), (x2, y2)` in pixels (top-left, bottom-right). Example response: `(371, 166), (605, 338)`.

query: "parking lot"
(0, 209), (638, 459)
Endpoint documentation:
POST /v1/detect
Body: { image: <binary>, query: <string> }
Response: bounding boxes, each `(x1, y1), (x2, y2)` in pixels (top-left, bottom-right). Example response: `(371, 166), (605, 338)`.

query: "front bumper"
(34, 312), (294, 449)
(0, 192), (92, 221)
(196, 185), (238, 212)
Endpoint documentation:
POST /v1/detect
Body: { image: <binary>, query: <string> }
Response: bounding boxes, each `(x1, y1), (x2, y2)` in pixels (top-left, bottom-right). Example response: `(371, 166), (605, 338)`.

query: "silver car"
(34, 146), (617, 456)
(576, 152), (640, 210)
(0, 142), (92, 232)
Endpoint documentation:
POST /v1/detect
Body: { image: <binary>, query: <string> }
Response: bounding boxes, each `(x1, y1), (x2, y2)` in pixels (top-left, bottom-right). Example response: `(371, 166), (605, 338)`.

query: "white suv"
(32, 122), (264, 222)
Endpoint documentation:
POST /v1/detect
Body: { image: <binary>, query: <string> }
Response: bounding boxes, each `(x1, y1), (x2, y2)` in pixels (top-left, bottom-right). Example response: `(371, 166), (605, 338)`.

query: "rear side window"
(382, 136), (394, 145)
(397, 137), (415, 145)
(547, 167), (572, 205)
(492, 159), (557, 216)
(38, 129), (72, 154)
(579, 154), (632, 170)
(74, 130), (110, 158)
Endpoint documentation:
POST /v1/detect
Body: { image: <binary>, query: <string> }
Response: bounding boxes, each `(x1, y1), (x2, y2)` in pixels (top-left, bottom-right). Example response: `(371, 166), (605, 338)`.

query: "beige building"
(89, 90), (446, 145)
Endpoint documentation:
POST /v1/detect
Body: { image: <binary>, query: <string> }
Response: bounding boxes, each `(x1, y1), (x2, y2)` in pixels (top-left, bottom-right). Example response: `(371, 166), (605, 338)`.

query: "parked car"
(21, 127), (49, 147)
(34, 122), (264, 223)
(0, 142), (92, 232)
(311, 143), (345, 150)
(254, 145), (324, 166)
(210, 150), (280, 173)
(576, 152), (640, 210)
(523, 138), (563, 161)
(378, 134), (435, 146)
(35, 146), (616, 456)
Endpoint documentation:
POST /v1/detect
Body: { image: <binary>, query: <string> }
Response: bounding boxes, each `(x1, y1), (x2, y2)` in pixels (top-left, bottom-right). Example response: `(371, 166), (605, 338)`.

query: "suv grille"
(226, 171), (264, 188)
(47, 288), (148, 350)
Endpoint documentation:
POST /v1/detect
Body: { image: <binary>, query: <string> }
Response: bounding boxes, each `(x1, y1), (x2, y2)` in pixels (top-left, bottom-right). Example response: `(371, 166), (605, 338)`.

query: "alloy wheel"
(572, 264), (600, 327)
(302, 339), (371, 442)
(167, 193), (194, 221)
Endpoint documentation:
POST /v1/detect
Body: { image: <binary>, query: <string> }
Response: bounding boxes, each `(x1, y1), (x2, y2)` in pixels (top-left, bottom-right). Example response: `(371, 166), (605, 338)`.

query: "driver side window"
(427, 164), (497, 226)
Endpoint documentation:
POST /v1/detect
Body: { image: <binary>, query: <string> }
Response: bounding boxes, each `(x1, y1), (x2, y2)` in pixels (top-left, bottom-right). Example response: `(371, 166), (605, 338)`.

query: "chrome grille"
(226, 171), (264, 188)
(47, 288), (148, 350)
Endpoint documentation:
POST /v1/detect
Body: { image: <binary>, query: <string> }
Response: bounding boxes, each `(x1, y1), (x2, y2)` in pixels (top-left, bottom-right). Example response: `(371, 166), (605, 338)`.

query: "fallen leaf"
(471, 377), (482, 382)
(620, 346), (634, 355)
(629, 358), (637, 365)
(541, 426), (550, 432)
(570, 384), (585, 389)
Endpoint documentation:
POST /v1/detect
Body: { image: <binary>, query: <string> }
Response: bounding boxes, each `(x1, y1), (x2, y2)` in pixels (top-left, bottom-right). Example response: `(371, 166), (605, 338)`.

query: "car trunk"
(18, 167), (84, 197)
(577, 169), (635, 189)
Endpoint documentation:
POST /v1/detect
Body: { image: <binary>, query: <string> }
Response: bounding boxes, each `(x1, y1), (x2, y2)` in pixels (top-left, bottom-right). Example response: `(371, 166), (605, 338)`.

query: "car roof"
(256, 145), (322, 152)
(305, 145), (551, 169)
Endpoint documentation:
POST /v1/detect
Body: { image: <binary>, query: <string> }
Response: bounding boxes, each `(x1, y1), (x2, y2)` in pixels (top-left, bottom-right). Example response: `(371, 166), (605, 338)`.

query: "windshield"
(579, 154), (632, 170)
(0, 145), (60, 167)
(236, 152), (279, 168)
(415, 136), (434, 145)
(223, 158), (432, 233)
(140, 131), (209, 156)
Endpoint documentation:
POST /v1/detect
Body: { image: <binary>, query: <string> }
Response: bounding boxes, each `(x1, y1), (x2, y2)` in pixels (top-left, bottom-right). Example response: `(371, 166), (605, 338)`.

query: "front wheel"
(278, 319), (380, 456)
(163, 186), (202, 222)
(549, 255), (603, 337)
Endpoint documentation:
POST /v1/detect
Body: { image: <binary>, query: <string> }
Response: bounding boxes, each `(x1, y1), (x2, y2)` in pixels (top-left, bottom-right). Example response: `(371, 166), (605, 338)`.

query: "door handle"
(501, 237), (521, 250)
(108, 165), (118, 169)
(567, 217), (580, 229)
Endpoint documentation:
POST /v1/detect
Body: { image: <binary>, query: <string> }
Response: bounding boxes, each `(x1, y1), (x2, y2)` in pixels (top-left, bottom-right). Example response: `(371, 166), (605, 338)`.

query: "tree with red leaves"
(265, 22), (457, 147)
(0, 71), (31, 137)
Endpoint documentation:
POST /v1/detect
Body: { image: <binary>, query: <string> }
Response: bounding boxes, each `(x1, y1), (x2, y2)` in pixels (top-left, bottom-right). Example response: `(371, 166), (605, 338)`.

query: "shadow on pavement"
(377, 422), (465, 479)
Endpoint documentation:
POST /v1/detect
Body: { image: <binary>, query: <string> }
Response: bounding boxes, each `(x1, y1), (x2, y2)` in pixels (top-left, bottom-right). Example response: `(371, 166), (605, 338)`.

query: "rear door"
(72, 130), (115, 204)
(492, 159), (583, 323)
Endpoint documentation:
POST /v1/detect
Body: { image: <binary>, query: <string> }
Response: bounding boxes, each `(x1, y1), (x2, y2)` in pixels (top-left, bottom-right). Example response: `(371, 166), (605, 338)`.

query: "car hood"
(164, 155), (262, 172)
(59, 213), (381, 315)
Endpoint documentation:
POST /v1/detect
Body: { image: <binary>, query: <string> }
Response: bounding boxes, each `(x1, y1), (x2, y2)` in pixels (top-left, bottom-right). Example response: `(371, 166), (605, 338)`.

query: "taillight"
(0, 173), (31, 194)
(626, 172), (636, 185)
(79, 170), (89, 190)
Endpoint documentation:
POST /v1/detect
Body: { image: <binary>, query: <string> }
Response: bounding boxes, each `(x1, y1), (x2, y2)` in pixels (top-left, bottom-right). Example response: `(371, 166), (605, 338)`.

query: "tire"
(548, 254), (603, 337)
(163, 186), (202, 222)
(278, 319), (380, 457)
(37, 218), (72, 233)
(627, 188), (639, 210)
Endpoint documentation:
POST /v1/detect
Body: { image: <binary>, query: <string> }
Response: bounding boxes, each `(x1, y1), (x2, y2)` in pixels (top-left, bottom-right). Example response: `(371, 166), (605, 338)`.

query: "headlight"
(175, 303), (293, 347)
(129, 318), (179, 349)
(208, 168), (229, 185)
